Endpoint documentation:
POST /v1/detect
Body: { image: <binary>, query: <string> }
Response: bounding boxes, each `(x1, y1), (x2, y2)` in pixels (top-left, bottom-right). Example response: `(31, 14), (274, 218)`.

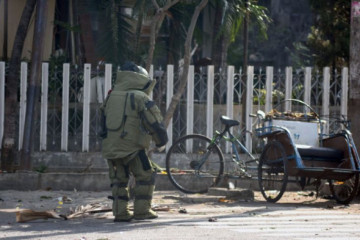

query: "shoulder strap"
(119, 93), (129, 138)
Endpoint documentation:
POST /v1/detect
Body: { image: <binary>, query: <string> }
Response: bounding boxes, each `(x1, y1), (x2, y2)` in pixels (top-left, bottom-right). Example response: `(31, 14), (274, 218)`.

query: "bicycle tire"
(258, 140), (288, 203)
(166, 134), (224, 194)
(329, 147), (359, 204)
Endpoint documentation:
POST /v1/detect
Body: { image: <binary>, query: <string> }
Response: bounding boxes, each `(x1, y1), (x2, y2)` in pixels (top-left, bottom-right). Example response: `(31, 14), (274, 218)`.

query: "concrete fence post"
(0, 62), (5, 148)
(304, 67), (312, 106)
(341, 67), (349, 119)
(285, 67), (293, 111)
(104, 64), (112, 99)
(166, 65), (174, 151)
(61, 63), (70, 151)
(322, 67), (330, 135)
(18, 62), (28, 150)
(82, 64), (91, 152)
(206, 66), (214, 138)
(40, 63), (49, 151)
(265, 66), (273, 113)
(186, 65), (195, 152)
(226, 65), (235, 153)
(245, 66), (254, 152)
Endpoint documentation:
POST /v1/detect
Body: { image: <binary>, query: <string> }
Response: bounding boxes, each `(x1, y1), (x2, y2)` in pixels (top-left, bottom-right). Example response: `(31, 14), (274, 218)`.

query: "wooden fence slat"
(61, 63), (70, 151)
(0, 62), (5, 148)
(18, 62), (28, 150)
(206, 66), (214, 138)
(82, 64), (91, 152)
(40, 63), (49, 151)
(166, 65), (174, 151)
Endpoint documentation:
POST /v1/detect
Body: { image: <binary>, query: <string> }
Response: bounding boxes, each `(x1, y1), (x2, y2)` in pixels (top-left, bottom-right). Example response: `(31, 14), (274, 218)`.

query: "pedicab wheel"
(329, 146), (360, 204)
(166, 134), (224, 194)
(258, 140), (288, 203)
(329, 173), (359, 204)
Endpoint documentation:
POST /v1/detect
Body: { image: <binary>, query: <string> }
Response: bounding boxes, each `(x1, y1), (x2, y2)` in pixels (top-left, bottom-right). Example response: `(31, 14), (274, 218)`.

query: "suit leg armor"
(107, 159), (133, 222)
(129, 151), (158, 220)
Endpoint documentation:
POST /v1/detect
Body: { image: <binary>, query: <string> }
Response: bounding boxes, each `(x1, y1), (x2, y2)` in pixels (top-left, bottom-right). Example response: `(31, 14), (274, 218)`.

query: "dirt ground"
(1, 189), (360, 223)
(2, 189), (360, 240)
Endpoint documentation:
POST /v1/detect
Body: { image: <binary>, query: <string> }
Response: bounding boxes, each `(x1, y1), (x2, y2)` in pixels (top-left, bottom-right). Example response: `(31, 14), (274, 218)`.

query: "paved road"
(1, 190), (360, 240)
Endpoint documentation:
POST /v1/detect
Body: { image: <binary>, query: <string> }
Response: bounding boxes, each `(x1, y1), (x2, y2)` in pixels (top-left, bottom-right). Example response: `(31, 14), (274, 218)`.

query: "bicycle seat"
(220, 116), (240, 127)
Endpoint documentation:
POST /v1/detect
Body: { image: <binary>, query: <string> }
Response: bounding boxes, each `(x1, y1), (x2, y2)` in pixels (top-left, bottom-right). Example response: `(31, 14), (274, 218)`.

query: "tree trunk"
(2, 0), (8, 60)
(72, 0), (84, 66)
(69, 0), (76, 65)
(349, 1), (360, 149)
(1, 0), (36, 172)
(163, 0), (209, 128)
(20, 0), (48, 170)
(241, 0), (249, 129)
(134, 1), (145, 63)
(145, 0), (180, 71)
(211, 2), (224, 70)
(211, 2), (227, 104)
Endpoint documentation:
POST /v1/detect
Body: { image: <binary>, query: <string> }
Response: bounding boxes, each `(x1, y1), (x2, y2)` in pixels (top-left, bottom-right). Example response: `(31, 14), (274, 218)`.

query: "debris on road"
(16, 209), (66, 223)
(208, 217), (218, 222)
(178, 207), (187, 214)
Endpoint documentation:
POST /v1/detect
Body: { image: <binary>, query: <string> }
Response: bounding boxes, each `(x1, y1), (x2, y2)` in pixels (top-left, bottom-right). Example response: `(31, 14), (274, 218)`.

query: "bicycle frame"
(197, 126), (257, 174)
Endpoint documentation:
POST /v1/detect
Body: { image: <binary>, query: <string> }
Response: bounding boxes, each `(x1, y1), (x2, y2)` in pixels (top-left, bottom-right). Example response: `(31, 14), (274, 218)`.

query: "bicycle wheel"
(258, 140), (288, 203)
(166, 134), (224, 194)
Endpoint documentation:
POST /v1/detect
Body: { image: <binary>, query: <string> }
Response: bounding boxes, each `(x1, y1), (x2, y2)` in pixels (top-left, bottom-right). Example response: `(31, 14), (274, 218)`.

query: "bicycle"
(165, 112), (265, 194)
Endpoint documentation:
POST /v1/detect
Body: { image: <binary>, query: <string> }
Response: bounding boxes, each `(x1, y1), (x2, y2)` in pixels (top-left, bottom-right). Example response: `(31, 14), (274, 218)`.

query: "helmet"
(121, 61), (149, 78)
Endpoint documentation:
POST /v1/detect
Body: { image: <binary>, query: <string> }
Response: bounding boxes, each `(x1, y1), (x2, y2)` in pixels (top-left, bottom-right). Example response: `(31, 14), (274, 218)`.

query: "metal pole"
(20, 0), (48, 170)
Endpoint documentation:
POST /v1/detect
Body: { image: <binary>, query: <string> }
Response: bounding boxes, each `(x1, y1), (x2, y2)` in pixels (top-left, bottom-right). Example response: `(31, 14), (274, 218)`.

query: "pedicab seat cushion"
(296, 144), (344, 162)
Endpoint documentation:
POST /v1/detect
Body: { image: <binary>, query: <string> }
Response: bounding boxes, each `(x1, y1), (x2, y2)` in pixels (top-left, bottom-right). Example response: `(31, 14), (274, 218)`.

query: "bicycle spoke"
(166, 134), (224, 194)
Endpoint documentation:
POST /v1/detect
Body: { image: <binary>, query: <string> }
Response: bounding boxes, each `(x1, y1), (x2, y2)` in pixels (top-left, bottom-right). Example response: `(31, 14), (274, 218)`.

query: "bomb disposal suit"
(101, 65), (168, 221)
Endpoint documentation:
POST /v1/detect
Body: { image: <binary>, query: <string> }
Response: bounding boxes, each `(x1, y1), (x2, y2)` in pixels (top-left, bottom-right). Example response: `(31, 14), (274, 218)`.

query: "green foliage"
(292, 84), (304, 99)
(33, 164), (48, 173)
(306, 0), (350, 68)
(53, 20), (81, 32)
(252, 85), (306, 105)
(253, 89), (285, 105)
(225, 0), (271, 68)
(87, 0), (134, 65)
(286, 42), (313, 69)
(221, 0), (271, 43)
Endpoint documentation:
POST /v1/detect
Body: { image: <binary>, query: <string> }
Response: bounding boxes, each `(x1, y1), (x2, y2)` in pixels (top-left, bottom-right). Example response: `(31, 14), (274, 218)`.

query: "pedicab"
(255, 99), (360, 204)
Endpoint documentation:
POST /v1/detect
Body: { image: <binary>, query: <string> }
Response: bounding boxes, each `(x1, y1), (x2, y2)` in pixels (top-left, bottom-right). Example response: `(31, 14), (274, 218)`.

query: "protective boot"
(113, 198), (133, 222)
(110, 183), (133, 222)
(133, 183), (157, 220)
(133, 199), (158, 220)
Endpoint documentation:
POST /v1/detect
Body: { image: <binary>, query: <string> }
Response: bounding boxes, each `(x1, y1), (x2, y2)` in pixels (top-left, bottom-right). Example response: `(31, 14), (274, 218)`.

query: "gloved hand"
(157, 145), (166, 152)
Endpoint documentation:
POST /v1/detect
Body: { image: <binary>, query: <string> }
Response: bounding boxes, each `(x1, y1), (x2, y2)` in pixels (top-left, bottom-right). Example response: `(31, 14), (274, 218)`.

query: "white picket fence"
(0, 62), (349, 153)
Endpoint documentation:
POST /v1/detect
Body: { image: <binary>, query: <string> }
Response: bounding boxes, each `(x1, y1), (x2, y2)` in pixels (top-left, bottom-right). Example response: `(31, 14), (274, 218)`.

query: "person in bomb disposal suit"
(101, 62), (168, 222)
